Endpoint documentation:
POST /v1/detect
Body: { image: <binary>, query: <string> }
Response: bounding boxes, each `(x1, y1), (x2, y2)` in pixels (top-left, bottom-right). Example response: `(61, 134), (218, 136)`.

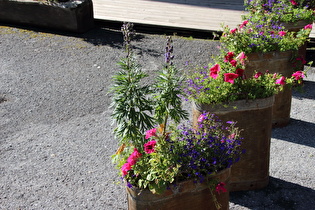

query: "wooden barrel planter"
(245, 51), (295, 127)
(126, 168), (231, 210)
(192, 96), (274, 191)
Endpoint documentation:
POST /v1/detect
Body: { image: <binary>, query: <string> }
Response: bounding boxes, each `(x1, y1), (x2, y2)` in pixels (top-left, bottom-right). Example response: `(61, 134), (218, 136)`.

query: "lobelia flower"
(224, 73), (239, 84)
(215, 182), (227, 194)
(145, 128), (157, 139)
(144, 140), (157, 154)
(276, 76), (286, 85)
(210, 64), (221, 79)
(292, 71), (305, 80)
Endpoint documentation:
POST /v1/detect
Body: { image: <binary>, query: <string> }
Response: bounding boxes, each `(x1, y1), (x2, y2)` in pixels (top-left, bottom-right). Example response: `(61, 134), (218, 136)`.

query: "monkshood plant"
(220, 18), (312, 54)
(244, 0), (315, 23)
(119, 112), (243, 209)
(184, 51), (305, 105)
(110, 23), (188, 149)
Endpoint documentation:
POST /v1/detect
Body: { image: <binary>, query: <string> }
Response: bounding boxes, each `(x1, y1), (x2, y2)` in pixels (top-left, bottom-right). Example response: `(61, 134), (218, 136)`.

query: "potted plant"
(0, 0), (94, 33)
(184, 50), (304, 191)
(220, 18), (311, 126)
(110, 23), (243, 209)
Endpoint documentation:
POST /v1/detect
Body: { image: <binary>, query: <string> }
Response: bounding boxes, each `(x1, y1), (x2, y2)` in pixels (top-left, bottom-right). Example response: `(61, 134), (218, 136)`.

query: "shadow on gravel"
(272, 119), (315, 148)
(292, 80), (315, 100)
(230, 177), (315, 209)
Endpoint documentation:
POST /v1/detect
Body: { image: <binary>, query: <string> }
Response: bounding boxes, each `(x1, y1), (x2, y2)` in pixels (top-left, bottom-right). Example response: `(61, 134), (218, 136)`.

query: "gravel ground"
(0, 24), (314, 210)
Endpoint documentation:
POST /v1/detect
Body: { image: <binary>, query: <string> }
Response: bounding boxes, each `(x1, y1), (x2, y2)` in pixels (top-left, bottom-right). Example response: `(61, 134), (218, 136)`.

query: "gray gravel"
(0, 24), (314, 210)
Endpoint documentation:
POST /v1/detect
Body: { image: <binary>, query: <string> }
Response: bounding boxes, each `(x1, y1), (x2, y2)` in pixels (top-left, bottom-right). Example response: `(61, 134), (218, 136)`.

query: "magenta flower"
(236, 52), (247, 65)
(121, 162), (132, 176)
(224, 73), (239, 84)
(197, 113), (207, 123)
(224, 52), (235, 62)
(254, 72), (263, 79)
(239, 20), (248, 29)
(290, 0), (298, 6)
(236, 68), (244, 77)
(127, 148), (142, 165)
(144, 140), (157, 154)
(145, 128), (157, 139)
(230, 28), (238, 34)
(229, 59), (237, 67)
(209, 64), (221, 79)
(304, 24), (313, 30)
(292, 71), (305, 80)
(296, 57), (307, 65)
(278, 31), (287, 36)
(215, 182), (227, 194)
(276, 76), (286, 85)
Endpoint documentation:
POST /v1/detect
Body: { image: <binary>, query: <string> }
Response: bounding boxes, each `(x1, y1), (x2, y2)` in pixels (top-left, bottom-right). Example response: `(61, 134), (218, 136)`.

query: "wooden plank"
(92, 0), (315, 37)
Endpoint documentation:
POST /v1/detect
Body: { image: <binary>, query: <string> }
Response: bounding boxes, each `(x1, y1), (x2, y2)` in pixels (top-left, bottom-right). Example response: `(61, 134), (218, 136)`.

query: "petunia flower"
(276, 76), (286, 85)
(224, 73), (239, 84)
(290, 0), (298, 6)
(235, 68), (245, 77)
(145, 128), (157, 139)
(121, 162), (132, 176)
(229, 59), (237, 67)
(254, 72), (263, 79)
(230, 28), (238, 34)
(292, 71), (305, 80)
(144, 140), (157, 154)
(215, 182), (227, 194)
(236, 52), (247, 65)
(278, 31), (287, 36)
(304, 24), (313, 30)
(224, 52), (235, 62)
(209, 64), (221, 79)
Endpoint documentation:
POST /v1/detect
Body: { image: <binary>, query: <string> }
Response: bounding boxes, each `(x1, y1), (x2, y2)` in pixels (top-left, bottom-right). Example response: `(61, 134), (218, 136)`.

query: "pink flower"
(145, 128), (157, 139)
(229, 59), (237, 67)
(127, 148), (142, 165)
(278, 31), (287, 36)
(197, 113), (207, 123)
(296, 57), (307, 64)
(239, 20), (248, 29)
(292, 71), (305, 80)
(254, 72), (263, 79)
(236, 52), (247, 65)
(230, 28), (238, 34)
(276, 76), (286, 85)
(209, 64), (221, 79)
(224, 73), (239, 84)
(290, 0), (298, 6)
(144, 140), (157, 154)
(121, 163), (132, 176)
(304, 24), (313, 30)
(224, 52), (235, 62)
(215, 182), (227, 194)
(236, 68), (244, 77)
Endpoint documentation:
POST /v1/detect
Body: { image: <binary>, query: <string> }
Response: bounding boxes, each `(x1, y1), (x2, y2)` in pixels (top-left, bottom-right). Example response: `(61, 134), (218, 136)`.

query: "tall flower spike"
(121, 22), (135, 58)
(165, 36), (174, 67)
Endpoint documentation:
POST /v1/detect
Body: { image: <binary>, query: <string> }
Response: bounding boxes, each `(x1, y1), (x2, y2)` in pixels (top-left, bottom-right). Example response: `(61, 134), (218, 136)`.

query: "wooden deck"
(93, 0), (315, 37)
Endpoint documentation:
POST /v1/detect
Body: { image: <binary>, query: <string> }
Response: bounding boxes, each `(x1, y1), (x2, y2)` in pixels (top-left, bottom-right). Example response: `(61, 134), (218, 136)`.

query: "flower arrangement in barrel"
(244, 0), (315, 24)
(110, 23), (244, 209)
(184, 50), (305, 105)
(220, 17), (312, 54)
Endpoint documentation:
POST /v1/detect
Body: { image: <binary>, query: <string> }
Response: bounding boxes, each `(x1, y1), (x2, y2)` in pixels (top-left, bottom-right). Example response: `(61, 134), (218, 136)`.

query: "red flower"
(278, 31), (287, 36)
(224, 73), (239, 84)
(127, 148), (142, 165)
(210, 64), (221, 79)
(276, 76), (286, 85)
(236, 68), (244, 77)
(236, 52), (247, 65)
(296, 57), (307, 65)
(215, 182), (227, 194)
(224, 52), (235, 62)
(290, 0), (298, 6)
(144, 140), (157, 154)
(229, 59), (237, 67)
(145, 128), (157, 139)
(230, 28), (238, 34)
(292, 71), (305, 80)
(239, 20), (248, 29)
